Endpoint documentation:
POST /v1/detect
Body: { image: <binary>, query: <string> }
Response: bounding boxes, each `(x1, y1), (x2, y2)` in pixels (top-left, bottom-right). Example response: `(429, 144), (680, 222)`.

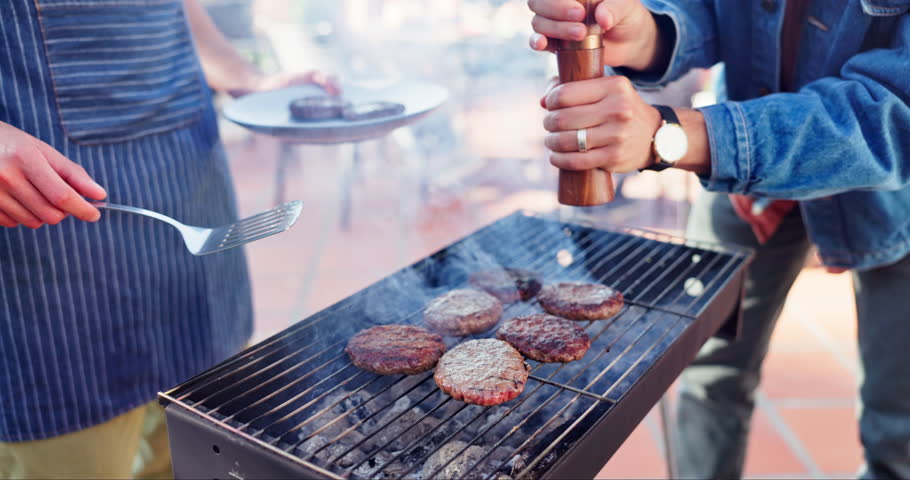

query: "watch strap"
(653, 104), (680, 125)
(642, 160), (673, 172)
(641, 104), (680, 172)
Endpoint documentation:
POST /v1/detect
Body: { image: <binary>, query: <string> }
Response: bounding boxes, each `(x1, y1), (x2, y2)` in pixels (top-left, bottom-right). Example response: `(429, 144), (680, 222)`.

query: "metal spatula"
(91, 200), (303, 255)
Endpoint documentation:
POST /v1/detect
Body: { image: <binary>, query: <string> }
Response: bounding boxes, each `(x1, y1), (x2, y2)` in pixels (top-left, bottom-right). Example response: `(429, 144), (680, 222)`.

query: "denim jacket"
(628, 0), (910, 270)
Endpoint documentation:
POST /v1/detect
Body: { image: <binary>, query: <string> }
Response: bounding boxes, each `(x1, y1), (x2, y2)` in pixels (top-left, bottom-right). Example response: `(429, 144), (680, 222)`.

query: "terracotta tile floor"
(743, 411), (809, 477)
(219, 105), (863, 480)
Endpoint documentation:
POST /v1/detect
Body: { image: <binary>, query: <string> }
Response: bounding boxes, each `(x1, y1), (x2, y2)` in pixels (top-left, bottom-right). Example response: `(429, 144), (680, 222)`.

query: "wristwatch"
(643, 105), (688, 172)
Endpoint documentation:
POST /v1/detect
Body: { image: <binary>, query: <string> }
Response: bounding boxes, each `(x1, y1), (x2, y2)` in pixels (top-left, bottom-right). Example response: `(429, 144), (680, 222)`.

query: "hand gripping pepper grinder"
(553, 0), (615, 206)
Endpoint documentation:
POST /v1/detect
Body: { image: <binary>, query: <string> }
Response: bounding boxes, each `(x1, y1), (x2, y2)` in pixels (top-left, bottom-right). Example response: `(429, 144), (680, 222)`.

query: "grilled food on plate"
(342, 101), (405, 121)
(288, 96), (404, 122)
(289, 95), (349, 121)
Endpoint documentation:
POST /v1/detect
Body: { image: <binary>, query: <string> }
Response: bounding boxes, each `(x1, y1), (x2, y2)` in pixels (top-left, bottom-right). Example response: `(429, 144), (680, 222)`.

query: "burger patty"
(496, 314), (591, 363)
(342, 101), (405, 121)
(423, 289), (503, 336)
(345, 325), (446, 375)
(434, 339), (529, 406)
(538, 282), (624, 320)
(289, 96), (348, 121)
(468, 268), (543, 303)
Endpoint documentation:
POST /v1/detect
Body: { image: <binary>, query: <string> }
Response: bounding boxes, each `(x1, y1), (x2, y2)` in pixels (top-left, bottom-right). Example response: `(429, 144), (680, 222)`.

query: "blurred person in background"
(527, 0), (910, 478)
(0, 1), (336, 478)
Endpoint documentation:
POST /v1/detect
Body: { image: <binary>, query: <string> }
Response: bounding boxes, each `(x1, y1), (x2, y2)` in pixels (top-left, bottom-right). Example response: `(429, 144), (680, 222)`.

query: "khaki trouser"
(0, 401), (172, 480)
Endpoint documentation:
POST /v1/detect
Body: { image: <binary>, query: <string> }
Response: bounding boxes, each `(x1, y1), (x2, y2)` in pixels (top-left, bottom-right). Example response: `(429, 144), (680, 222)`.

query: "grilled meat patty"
(345, 325), (446, 375)
(342, 101), (405, 121)
(538, 282), (624, 320)
(423, 289), (503, 336)
(434, 339), (529, 406)
(496, 314), (591, 363)
(289, 96), (348, 121)
(468, 268), (542, 303)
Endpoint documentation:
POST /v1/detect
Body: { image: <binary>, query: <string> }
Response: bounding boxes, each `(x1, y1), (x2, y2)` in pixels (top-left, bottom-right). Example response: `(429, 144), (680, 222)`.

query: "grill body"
(160, 212), (752, 480)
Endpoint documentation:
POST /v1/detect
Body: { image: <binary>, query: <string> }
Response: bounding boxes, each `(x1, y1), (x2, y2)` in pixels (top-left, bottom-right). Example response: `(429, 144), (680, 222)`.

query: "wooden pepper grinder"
(553, 0), (614, 206)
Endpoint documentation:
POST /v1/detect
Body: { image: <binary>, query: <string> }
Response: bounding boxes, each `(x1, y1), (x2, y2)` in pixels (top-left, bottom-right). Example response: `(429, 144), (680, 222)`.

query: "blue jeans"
(675, 191), (910, 479)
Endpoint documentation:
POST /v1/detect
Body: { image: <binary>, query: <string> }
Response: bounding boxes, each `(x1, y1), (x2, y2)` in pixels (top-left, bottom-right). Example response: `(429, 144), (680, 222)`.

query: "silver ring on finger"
(577, 128), (589, 153)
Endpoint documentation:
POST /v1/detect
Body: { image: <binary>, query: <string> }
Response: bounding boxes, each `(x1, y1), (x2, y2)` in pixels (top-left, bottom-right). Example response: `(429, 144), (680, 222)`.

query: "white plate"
(223, 81), (449, 144)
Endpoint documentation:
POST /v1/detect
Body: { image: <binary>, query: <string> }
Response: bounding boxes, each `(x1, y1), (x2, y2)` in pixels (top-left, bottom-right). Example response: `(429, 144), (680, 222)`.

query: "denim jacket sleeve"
(627, 2), (910, 200)
(702, 15), (910, 200)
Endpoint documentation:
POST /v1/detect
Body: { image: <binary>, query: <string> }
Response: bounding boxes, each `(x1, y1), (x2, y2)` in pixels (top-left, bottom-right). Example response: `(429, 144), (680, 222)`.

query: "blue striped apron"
(0, 0), (253, 442)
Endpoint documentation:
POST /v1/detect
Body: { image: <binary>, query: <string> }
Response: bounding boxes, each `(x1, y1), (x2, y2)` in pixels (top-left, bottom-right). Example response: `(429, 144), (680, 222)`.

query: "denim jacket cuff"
(696, 102), (754, 194)
(612, 6), (683, 89)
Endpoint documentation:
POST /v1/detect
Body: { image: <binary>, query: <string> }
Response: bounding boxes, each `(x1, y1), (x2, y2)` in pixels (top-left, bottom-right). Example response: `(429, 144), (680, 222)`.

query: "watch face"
(654, 123), (688, 163)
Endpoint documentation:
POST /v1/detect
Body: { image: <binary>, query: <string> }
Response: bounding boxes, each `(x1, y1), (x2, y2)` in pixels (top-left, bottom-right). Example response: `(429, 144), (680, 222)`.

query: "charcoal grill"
(159, 211), (752, 480)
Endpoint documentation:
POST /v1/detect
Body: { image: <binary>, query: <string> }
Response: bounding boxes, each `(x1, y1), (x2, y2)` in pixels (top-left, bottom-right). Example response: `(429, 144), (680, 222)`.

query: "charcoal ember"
(292, 436), (321, 458)
(383, 419), (463, 465)
(476, 412), (512, 438)
(352, 451), (393, 479)
(345, 392), (396, 427)
(484, 446), (521, 477)
(289, 389), (374, 444)
(320, 439), (361, 468)
(364, 404), (434, 452)
(295, 428), (366, 468)
(462, 446), (517, 479)
(385, 397), (413, 417)
(361, 396), (412, 430)
(389, 418), (467, 464)
(509, 452), (531, 478)
(329, 390), (371, 417)
(426, 421), (462, 446)
(374, 460), (416, 480)
(398, 442), (433, 467)
(351, 451), (418, 480)
(421, 441), (487, 479)
(351, 407), (377, 427)
(372, 471), (413, 480)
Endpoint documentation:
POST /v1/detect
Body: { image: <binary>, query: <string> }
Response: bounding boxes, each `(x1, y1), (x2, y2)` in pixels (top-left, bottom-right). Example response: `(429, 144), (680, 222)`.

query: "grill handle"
(553, 0), (615, 206)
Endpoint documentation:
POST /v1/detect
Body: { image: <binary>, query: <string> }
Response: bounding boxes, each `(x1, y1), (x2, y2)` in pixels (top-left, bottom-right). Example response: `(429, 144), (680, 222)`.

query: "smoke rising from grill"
(351, 215), (578, 339)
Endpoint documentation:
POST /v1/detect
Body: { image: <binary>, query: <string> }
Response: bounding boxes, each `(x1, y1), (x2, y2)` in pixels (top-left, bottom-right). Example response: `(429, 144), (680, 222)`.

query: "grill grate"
(160, 211), (751, 480)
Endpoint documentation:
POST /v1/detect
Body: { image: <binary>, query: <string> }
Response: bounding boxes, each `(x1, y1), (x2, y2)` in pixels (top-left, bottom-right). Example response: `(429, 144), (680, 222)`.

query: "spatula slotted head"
(199, 201), (303, 255)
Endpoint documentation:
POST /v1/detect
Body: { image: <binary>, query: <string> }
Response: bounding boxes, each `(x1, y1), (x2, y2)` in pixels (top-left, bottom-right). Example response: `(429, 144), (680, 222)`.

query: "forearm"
(183, 0), (260, 94)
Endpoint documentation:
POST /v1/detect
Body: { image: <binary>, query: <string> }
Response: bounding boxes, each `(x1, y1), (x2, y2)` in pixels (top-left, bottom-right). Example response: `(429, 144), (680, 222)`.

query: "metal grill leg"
(340, 143), (362, 231)
(659, 394), (678, 479)
(274, 142), (295, 206)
